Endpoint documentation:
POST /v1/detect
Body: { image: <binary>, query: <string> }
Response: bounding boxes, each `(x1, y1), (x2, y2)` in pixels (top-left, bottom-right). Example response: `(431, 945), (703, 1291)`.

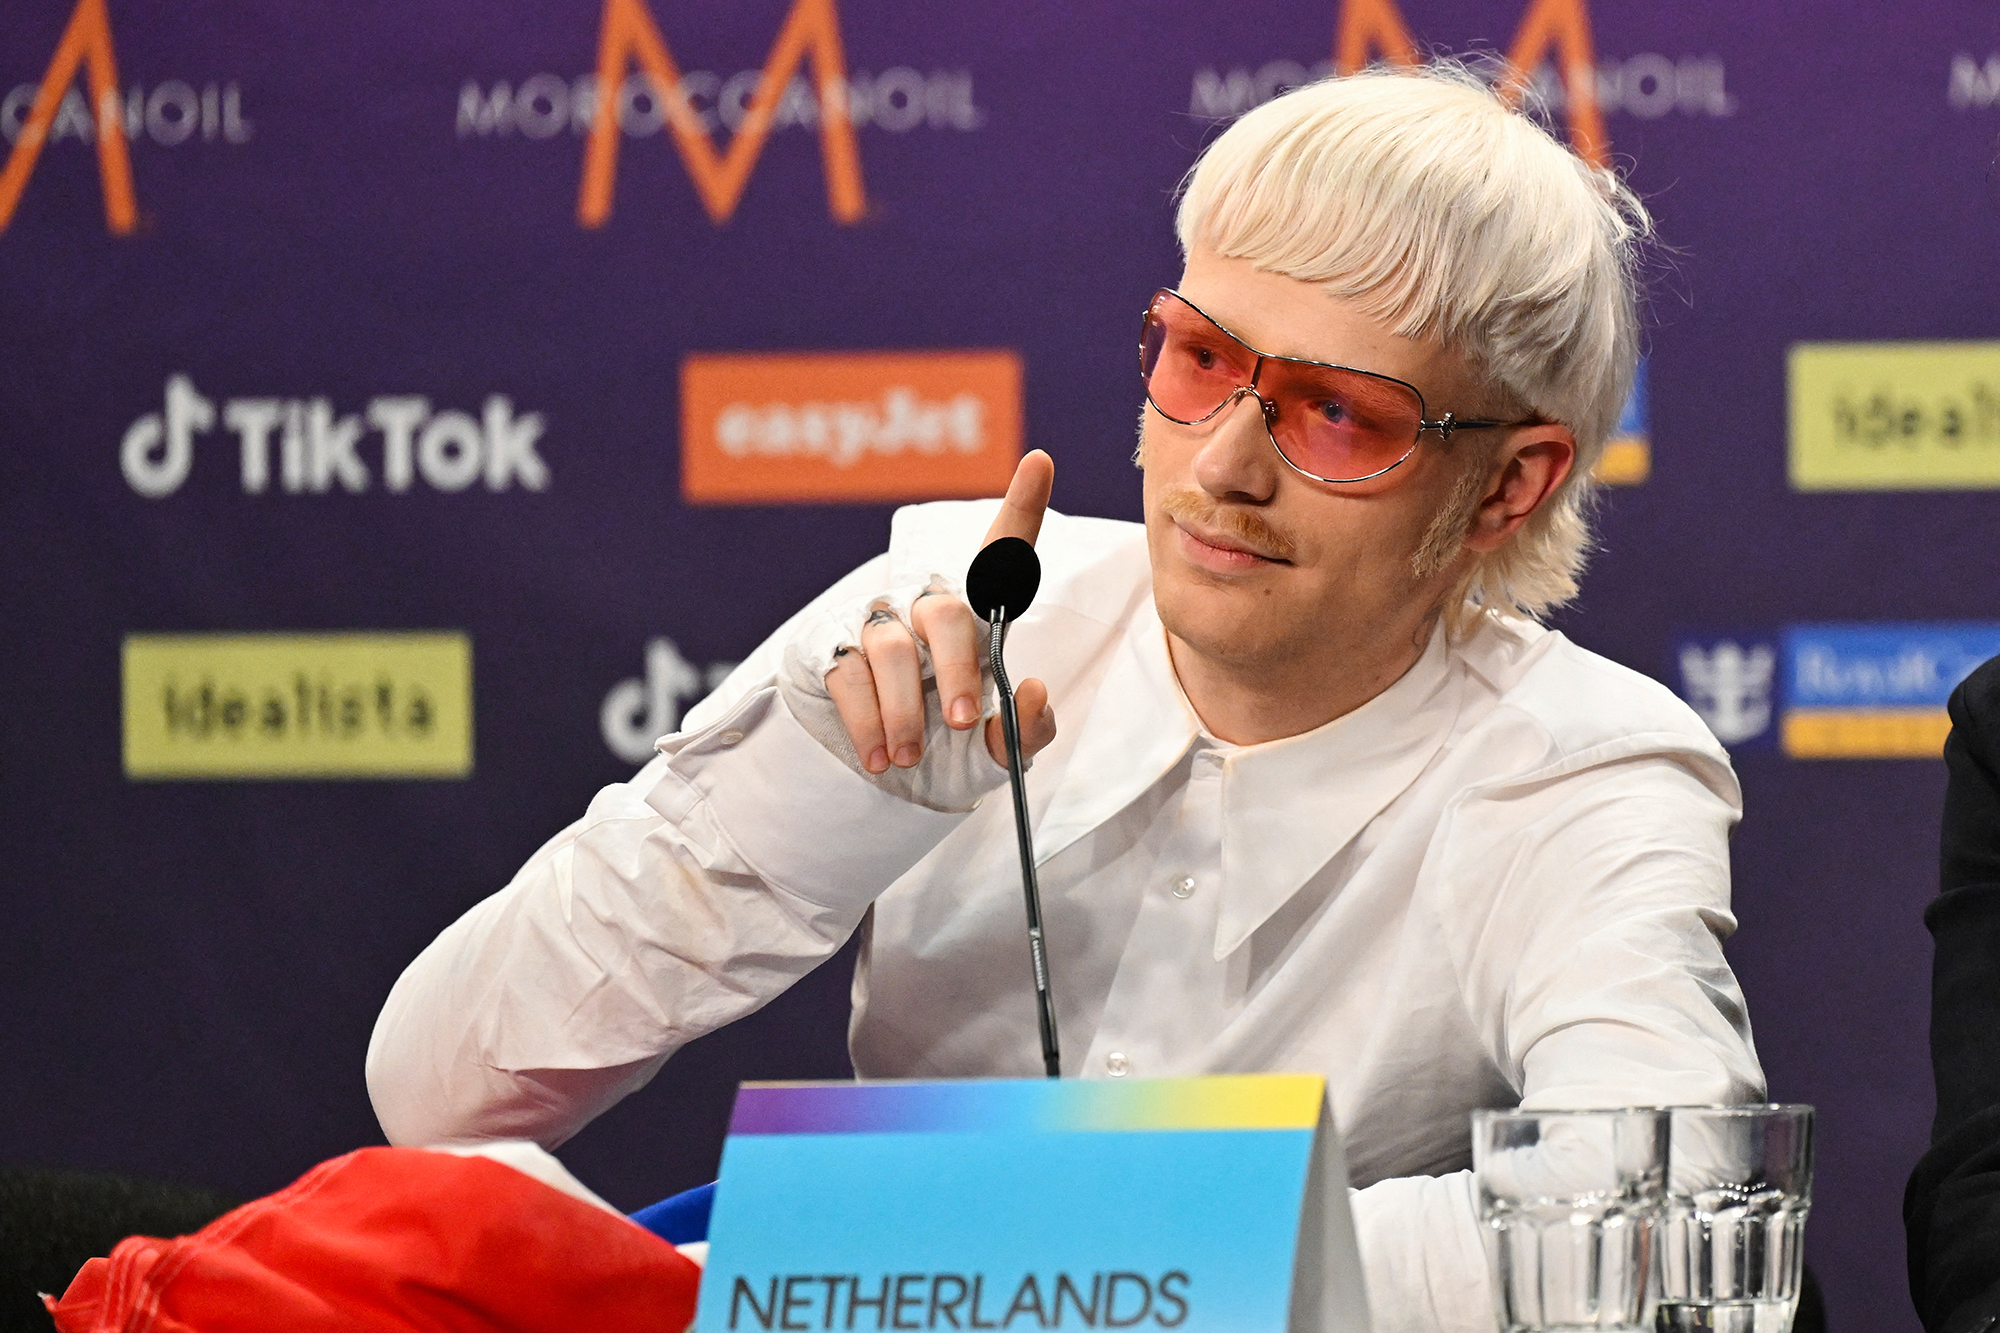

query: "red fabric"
(44, 1147), (701, 1333)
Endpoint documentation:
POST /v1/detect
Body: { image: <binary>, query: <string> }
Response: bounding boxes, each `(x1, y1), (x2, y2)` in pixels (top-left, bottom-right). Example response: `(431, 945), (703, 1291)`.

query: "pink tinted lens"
(1140, 290), (1425, 481)
(1141, 294), (1258, 422)
(1259, 357), (1423, 481)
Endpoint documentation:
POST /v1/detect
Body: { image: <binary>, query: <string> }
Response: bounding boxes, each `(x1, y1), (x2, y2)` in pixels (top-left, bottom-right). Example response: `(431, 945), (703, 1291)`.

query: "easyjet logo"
(681, 351), (1022, 504)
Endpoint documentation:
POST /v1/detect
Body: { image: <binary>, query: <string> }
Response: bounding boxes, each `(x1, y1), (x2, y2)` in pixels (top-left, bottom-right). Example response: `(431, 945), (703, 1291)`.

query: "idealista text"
(729, 1271), (1191, 1333)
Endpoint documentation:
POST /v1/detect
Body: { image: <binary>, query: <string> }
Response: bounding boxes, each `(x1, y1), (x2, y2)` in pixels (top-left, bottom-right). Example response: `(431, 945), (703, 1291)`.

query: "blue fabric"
(630, 1181), (716, 1244)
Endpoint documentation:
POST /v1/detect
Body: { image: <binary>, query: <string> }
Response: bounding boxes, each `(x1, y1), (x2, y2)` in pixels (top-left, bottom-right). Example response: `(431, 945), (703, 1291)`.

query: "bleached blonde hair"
(1175, 63), (1650, 628)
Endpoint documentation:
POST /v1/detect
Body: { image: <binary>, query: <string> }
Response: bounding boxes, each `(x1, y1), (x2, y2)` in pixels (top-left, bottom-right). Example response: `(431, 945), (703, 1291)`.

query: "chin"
(1151, 571), (1289, 666)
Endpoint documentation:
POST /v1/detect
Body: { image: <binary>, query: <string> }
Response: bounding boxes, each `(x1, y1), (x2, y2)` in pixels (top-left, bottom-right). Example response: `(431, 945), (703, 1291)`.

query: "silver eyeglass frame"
(1139, 287), (1529, 484)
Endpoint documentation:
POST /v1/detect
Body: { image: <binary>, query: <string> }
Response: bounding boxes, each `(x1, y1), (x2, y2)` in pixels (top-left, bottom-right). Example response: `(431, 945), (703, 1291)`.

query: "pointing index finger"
(981, 450), (1054, 548)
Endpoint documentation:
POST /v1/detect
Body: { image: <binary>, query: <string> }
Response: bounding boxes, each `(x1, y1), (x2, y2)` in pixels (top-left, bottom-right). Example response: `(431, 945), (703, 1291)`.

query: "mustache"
(1159, 489), (1298, 563)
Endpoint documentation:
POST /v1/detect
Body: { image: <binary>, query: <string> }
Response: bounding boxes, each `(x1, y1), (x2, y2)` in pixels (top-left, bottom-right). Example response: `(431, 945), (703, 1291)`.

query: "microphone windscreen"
(965, 536), (1042, 622)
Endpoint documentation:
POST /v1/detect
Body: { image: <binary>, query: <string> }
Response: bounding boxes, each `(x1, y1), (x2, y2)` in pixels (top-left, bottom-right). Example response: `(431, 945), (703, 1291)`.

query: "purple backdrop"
(5, 1), (1996, 1328)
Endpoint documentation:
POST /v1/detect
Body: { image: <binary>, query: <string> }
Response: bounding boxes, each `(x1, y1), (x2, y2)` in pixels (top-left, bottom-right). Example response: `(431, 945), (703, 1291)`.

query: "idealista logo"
(1673, 624), (2000, 759)
(122, 632), (473, 780)
(0, 0), (254, 236)
(456, 0), (979, 228)
(681, 349), (1022, 504)
(120, 375), (550, 499)
(1789, 341), (2000, 491)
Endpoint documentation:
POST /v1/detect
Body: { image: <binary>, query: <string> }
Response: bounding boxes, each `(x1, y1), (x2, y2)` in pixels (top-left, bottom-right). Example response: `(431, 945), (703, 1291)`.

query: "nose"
(1189, 388), (1281, 503)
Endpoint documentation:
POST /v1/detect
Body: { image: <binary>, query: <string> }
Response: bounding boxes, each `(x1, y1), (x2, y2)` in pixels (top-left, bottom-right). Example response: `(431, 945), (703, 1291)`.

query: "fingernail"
(949, 697), (978, 727)
(894, 743), (921, 768)
(867, 746), (889, 774)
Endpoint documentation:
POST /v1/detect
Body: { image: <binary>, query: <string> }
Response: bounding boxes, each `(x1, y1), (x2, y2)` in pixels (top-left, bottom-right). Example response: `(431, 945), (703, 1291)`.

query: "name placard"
(696, 1076), (1368, 1333)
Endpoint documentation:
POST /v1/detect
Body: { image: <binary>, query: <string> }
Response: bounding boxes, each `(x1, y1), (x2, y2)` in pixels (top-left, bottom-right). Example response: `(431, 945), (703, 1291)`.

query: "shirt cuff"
(654, 686), (970, 912)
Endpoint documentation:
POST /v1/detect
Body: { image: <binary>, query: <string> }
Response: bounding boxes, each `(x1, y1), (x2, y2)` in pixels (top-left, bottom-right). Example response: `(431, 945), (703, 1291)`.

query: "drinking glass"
(1474, 1107), (1670, 1333)
(1656, 1105), (1814, 1333)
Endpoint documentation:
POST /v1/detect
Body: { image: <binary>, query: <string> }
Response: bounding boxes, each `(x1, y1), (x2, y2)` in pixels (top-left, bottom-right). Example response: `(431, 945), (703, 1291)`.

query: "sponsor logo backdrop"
(5, 2), (1998, 1325)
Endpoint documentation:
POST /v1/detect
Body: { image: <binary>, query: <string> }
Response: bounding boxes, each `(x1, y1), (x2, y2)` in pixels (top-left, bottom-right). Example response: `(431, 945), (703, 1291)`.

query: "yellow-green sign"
(1790, 341), (2000, 490)
(123, 632), (472, 779)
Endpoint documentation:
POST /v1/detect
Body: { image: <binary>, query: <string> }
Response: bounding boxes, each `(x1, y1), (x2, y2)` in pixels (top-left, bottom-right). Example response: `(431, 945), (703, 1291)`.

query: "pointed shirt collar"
(1210, 622), (1460, 959)
(1034, 603), (1464, 961)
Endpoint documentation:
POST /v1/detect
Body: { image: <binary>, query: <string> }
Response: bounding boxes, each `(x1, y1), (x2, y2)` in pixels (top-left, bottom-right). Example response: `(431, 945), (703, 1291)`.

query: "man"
(369, 67), (1762, 1332)
(1907, 652), (2000, 1333)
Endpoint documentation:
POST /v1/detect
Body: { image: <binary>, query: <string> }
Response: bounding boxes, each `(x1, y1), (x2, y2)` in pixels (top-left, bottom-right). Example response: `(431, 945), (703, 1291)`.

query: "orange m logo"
(578, 0), (865, 228)
(0, 0), (137, 234)
(1335, 0), (1607, 167)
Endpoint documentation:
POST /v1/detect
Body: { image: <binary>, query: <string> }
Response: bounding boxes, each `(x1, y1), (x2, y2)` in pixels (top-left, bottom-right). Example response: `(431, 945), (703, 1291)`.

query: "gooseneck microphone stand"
(988, 610), (1060, 1078)
(965, 535), (1060, 1079)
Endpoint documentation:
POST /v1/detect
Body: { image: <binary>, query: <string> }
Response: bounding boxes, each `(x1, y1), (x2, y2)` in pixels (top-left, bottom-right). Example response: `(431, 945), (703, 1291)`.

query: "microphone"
(964, 536), (1060, 1079)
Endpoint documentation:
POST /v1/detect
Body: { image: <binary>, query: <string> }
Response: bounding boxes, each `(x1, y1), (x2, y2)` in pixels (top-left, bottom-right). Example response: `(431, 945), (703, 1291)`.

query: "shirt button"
(718, 730), (745, 747)
(1105, 1052), (1129, 1077)
(1171, 876), (1196, 899)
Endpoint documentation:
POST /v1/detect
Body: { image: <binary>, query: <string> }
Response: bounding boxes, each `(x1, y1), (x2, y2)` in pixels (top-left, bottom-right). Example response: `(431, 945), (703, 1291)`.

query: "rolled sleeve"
(658, 687), (971, 913)
(367, 553), (979, 1150)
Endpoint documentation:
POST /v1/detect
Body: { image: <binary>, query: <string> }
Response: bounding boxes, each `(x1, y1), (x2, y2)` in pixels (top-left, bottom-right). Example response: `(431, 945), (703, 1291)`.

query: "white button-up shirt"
(369, 501), (1763, 1333)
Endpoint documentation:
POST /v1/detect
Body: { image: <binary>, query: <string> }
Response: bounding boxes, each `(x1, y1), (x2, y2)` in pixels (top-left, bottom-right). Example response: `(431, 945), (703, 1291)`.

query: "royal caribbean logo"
(1674, 624), (2000, 759)
(1675, 634), (1778, 749)
(1598, 356), (1649, 485)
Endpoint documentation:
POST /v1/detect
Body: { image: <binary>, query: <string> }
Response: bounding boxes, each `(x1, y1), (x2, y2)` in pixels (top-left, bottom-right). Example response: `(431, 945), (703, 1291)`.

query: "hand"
(826, 451), (1059, 774)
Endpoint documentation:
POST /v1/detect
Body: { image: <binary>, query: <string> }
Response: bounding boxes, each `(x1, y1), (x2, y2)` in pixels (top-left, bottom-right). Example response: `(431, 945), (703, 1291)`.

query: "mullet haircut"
(1175, 63), (1651, 631)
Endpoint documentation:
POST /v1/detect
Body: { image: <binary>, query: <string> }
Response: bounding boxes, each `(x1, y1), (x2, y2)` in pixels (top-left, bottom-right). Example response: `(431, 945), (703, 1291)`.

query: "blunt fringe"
(1175, 63), (1651, 630)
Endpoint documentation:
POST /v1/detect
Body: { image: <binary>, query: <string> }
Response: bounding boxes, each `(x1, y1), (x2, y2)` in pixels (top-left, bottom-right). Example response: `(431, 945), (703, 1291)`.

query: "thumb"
(981, 450), (1054, 547)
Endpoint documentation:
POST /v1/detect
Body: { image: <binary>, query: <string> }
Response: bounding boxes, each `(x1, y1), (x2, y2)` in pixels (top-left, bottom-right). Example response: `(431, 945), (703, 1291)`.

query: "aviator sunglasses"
(1139, 287), (1528, 483)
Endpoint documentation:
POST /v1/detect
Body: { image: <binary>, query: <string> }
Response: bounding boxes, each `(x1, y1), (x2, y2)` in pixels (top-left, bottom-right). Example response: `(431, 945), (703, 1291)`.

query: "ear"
(1461, 425), (1577, 554)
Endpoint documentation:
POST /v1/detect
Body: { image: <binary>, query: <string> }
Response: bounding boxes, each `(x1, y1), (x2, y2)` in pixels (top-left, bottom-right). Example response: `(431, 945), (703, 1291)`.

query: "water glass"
(1474, 1107), (1670, 1332)
(1656, 1105), (1813, 1333)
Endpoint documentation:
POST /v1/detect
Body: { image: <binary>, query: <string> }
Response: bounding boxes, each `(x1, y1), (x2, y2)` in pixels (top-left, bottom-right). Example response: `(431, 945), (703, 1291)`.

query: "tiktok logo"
(599, 637), (736, 764)
(119, 374), (550, 499)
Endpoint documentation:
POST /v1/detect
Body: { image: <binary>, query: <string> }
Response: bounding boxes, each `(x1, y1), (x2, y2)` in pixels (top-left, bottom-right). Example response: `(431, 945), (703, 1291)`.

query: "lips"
(1173, 518), (1288, 567)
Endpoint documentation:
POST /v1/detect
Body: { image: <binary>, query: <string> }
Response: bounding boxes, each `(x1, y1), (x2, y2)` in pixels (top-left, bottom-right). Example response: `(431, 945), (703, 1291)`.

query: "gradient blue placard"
(695, 1078), (1327, 1333)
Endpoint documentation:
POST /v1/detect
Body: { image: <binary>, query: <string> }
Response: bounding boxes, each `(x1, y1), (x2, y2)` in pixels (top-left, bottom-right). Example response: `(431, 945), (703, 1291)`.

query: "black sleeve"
(1907, 1103), (2000, 1333)
(1908, 655), (2000, 1333)
(1942, 656), (2000, 903)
